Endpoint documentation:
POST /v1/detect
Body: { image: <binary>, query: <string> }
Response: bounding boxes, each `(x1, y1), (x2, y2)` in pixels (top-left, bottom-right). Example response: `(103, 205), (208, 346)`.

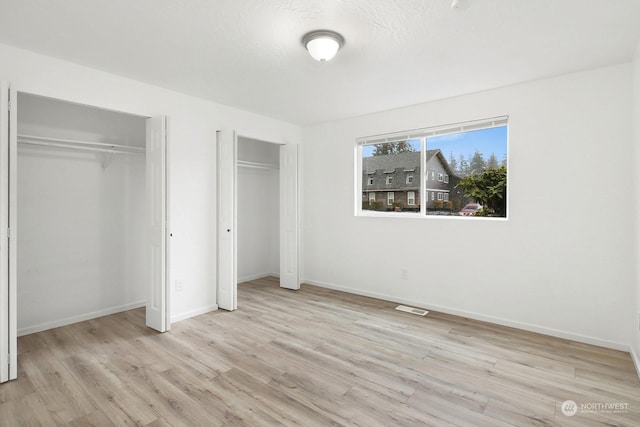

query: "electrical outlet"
(400, 269), (408, 280)
(175, 280), (184, 292)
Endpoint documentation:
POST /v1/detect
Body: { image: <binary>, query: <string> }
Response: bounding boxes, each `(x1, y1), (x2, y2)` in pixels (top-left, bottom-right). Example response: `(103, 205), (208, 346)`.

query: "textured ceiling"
(0, 0), (639, 125)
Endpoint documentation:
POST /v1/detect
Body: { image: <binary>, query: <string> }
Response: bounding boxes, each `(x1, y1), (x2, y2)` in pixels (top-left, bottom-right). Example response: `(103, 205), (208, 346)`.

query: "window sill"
(356, 210), (508, 221)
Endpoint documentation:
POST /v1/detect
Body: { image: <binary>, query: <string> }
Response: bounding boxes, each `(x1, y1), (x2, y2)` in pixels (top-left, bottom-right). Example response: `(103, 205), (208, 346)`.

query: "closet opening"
(15, 92), (169, 337)
(216, 130), (298, 312)
(237, 136), (280, 284)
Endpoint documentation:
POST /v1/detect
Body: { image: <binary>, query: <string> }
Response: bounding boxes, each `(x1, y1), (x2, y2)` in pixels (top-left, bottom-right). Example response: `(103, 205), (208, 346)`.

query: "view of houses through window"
(358, 117), (508, 218)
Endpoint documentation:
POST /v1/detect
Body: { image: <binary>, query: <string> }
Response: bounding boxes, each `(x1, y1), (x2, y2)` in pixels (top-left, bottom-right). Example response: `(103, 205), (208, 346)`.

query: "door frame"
(1, 81), (17, 382)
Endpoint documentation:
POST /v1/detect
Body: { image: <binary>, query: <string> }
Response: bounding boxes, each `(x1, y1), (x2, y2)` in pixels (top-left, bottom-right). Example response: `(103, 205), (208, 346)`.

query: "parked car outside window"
(459, 203), (482, 216)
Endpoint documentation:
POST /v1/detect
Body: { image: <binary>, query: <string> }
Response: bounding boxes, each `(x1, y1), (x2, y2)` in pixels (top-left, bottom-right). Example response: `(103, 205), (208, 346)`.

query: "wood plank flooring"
(1, 277), (639, 426)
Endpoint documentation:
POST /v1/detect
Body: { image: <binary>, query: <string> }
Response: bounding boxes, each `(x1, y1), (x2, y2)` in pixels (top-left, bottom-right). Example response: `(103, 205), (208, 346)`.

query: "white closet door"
(279, 144), (299, 290)
(146, 116), (169, 332)
(217, 130), (237, 311)
(0, 81), (17, 382)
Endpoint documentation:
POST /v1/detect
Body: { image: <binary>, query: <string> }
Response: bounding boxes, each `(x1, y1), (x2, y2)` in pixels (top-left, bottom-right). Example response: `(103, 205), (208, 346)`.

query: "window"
(369, 192), (375, 203)
(357, 116), (508, 218)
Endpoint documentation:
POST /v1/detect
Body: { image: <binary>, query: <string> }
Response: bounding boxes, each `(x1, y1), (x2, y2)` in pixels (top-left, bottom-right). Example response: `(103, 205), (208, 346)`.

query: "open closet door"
(146, 116), (169, 332)
(279, 144), (299, 290)
(216, 130), (237, 311)
(0, 81), (17, 382)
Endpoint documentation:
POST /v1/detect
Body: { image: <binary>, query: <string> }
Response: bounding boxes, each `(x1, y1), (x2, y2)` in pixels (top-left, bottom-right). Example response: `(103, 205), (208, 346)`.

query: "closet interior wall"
(237, 137), (280, 283)
(16, 92), (147, 335)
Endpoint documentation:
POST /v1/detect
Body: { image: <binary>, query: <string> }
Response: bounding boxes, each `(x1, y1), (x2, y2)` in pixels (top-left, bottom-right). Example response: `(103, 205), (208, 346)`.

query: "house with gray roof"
(362, 149), (464, 212)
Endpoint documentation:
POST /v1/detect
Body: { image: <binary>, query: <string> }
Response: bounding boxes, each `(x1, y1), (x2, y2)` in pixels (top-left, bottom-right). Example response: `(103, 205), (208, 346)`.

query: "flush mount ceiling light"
(302, 30), (345, 62)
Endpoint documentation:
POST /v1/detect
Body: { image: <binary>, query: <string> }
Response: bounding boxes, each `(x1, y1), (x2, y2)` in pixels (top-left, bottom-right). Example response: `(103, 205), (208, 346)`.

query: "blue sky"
(362, 126), (508, 163)
(427, 126), (508, 163)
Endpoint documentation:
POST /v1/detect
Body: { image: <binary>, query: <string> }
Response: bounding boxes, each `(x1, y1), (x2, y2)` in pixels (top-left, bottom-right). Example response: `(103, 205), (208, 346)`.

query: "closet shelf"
(17, 134), (145, 155)
(237, 160), (279, 170)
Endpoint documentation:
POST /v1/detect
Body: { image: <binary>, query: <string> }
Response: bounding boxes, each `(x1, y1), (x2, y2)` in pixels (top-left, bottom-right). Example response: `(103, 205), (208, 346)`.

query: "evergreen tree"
(487, 153), (499, 169)
(372, 141), (415, 156)
(448, 151), (458, 174)
(372, 144), (393, 156)
(394, 141), (415, 154)
(458, 154), (470, 176)
(469, 150), (486, 175)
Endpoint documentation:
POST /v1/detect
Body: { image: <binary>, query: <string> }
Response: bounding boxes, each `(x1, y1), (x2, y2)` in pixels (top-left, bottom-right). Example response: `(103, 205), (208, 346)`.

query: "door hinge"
(7, 227), (9, 239)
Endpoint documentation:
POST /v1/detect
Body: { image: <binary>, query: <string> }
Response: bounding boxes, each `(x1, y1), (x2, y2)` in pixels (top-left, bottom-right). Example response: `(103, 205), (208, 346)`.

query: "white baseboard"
(171, 304), (218, 323)
(18, 300), (146, 337)
(303, 279), (629, 352)
(238, 272), (280, 284)
(631, 346), (640, 381)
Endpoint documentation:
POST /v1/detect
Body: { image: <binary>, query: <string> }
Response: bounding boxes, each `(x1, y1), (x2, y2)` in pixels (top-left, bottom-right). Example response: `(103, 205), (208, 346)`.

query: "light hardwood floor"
(1, 277), (639, 426)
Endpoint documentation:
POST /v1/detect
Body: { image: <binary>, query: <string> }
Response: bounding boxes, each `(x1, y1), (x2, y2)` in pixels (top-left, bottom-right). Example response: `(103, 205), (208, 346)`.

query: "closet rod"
(237, 160), (279, 170)
(18, 139), (141, 155)
(17, 134), (145, 154)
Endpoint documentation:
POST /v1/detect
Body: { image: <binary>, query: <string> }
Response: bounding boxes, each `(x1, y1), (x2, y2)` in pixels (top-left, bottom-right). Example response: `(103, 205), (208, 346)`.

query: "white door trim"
(0, 81), (10, 383)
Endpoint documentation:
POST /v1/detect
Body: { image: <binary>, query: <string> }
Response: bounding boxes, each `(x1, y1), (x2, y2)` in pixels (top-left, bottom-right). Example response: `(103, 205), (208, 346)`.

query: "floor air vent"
(395, 305), (429, 316)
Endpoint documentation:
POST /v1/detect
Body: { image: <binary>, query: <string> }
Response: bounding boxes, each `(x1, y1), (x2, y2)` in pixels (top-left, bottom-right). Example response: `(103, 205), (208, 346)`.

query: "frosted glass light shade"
(302, 30), (344, 62)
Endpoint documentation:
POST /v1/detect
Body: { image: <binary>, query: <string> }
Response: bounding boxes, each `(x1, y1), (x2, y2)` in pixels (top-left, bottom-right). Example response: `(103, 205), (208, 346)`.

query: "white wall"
(0, 43), (301, 324)
(237, 137), (280, 282)
(302, 64), (635, 350)
(632, 42), (640, 369)
(17, 150), (146, 334)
